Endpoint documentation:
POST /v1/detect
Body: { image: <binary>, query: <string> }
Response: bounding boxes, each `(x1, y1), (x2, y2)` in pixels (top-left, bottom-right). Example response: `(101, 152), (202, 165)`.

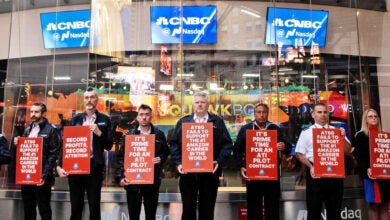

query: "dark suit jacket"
(23, 118), (60, 181)
(58, 110), (113, 172)
(169, 113), (233, 175)
(115, 123), (169, 190)
(233, 121), (291, 170)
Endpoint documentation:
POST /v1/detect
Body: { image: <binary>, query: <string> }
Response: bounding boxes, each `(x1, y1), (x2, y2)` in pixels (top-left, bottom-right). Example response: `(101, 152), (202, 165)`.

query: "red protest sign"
(62, 126), (91, 174)
(182, 122), (213, 173)
(16, 137), (43, 185)
(124, 134), (155, 184)
(313, 128), (345, 178)
(245, 130), (278, 180)
(369, 131), (390, 179)
(237, 205), (247, 220)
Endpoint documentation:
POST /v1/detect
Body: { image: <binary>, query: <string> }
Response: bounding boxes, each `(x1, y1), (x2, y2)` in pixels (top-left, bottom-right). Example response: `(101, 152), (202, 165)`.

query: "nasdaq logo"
(40, 9), (91, 49)
(265, 7), (329, 47)
(151, 6), (217, 44)
(296, 207), (361, 220)
(155, 16), (210, 37)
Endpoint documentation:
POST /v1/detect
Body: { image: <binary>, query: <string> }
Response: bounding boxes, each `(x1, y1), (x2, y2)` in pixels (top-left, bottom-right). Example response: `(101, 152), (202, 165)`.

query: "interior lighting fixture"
(240, 9), (261, 18)
(302, 75), (318, 78)
(54, 76), (71, 81)
(243, 73), (259, 78)
(159, 84), (174, 91)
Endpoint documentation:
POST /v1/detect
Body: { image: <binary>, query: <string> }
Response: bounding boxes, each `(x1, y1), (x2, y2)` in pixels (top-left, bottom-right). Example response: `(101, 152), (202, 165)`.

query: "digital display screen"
(150, 6), (217, 44)
(265, 7), (329, 47)
(40, 10), (91, 49)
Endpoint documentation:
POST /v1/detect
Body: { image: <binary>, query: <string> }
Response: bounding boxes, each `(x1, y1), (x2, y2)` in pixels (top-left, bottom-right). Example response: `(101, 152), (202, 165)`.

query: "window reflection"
(0, 1), (381, 194)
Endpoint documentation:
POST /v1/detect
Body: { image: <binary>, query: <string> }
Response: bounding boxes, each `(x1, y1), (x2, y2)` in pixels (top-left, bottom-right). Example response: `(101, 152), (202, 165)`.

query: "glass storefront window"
(0, 1), (384, 196)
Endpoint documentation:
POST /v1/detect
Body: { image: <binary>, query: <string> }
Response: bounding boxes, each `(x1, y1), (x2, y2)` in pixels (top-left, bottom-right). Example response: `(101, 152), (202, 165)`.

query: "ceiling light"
(159, 84), (174, 91)
(54, 76), (71, 81)
(243, 73), (259, 77)
(176, 73), (194, 77)
(279, 67), (293, 72)
(302, 75), (318, 78)
(240, 9), (261, 18)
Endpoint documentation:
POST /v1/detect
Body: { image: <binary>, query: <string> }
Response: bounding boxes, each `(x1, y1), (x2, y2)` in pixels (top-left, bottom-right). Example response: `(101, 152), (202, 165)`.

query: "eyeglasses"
(367, 115), (378, 118)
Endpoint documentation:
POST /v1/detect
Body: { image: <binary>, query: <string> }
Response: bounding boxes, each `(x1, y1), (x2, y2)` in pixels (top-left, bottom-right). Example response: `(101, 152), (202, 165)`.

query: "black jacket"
(169, 113), (233, 174)
(23, 118), (60, 181)
(115, 124), (169, 190)
(353, 131), (370, 179)
(233, 121), (291, 169)
(0, 134), (11, 165)
(57, 110), (113, 171)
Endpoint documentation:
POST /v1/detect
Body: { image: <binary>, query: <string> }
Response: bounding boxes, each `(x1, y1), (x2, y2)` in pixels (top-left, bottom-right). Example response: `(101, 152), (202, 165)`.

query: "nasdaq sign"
(265, 7), (329, 47)
(150, 6), (217, 44)
(40, 10), (91, 49)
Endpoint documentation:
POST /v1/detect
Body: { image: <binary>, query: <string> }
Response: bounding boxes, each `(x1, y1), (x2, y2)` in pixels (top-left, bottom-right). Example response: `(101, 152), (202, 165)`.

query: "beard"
(85, 104), (94, 110)
(31, 116), (42, 123)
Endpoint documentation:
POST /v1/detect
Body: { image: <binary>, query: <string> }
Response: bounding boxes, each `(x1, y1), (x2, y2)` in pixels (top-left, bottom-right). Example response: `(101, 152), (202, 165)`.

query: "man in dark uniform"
(296, 103), (351, 220)
(56, 88), (113, 220)
(234, 103), (291, 220)
(169, 91), (233, 220)
(15, 102), (60, 220)
(115, 104), (169, 220)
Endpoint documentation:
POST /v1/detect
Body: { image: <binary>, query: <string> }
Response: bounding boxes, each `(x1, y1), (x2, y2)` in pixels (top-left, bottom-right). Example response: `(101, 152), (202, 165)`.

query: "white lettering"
(156, 16), (211, 26)
(272, 18), (322, 29)
(46, 21), (91, 31)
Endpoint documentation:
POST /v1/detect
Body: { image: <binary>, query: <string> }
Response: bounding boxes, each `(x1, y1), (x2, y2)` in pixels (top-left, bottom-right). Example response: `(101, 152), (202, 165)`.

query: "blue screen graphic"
(40, 10), (91, 49)
(150, 6), (217, 44)
(265, 7), (329, 47)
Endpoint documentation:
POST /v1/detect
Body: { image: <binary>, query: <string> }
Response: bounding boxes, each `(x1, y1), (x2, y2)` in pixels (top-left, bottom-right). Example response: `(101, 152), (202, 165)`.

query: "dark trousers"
(21, 177), (53, 220)
(179, 173), (219, 220)
(126, 185), (159, 220)
(306, 169), (344, 220)
(68, 172), (103, 220)
(246, 180), (280, 220)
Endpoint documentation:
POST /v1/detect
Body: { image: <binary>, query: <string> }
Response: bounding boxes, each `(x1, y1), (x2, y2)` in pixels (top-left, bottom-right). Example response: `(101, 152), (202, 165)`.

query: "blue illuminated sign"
(150, 6), (217, 44)
(40, 10), (91, 49)
(265, 7), (329, 47)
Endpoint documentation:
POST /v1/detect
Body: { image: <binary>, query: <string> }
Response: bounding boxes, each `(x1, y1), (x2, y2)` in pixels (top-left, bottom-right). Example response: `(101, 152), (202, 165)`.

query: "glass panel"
(2, 2), (91, 188)
(0, 0), (383, 196)
(84, 0), (375, 192)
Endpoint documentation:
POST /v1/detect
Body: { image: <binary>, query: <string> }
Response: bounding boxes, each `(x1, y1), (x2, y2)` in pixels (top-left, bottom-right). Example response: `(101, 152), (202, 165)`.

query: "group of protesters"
(1, 88), (389, 220)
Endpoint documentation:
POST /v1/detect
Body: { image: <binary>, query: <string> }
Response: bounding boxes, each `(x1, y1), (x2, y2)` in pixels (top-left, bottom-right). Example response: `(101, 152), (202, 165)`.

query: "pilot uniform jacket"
(115, 124), (169, 190)
(234, 121), (291, 170)
(20, 118), (59, 220)
(169, 113), (233, 175)
(57, 110), (113, 172)
(23, 117), (60, 181)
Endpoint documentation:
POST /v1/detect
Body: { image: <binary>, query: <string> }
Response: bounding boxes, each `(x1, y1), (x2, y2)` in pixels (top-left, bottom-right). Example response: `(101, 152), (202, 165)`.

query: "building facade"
(0, 0), (389, 219)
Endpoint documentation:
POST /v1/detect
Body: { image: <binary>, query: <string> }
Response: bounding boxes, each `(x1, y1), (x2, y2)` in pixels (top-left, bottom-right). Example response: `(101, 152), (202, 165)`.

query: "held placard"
(245, 130), (278, 180)
(182, 122), (213, 173)
(313, 128), (345, 178)
(62, 126), (91, 174)
(369, 131), (390, 179)
(124, 134), (155, 184)
(16, 137), (43, 184)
